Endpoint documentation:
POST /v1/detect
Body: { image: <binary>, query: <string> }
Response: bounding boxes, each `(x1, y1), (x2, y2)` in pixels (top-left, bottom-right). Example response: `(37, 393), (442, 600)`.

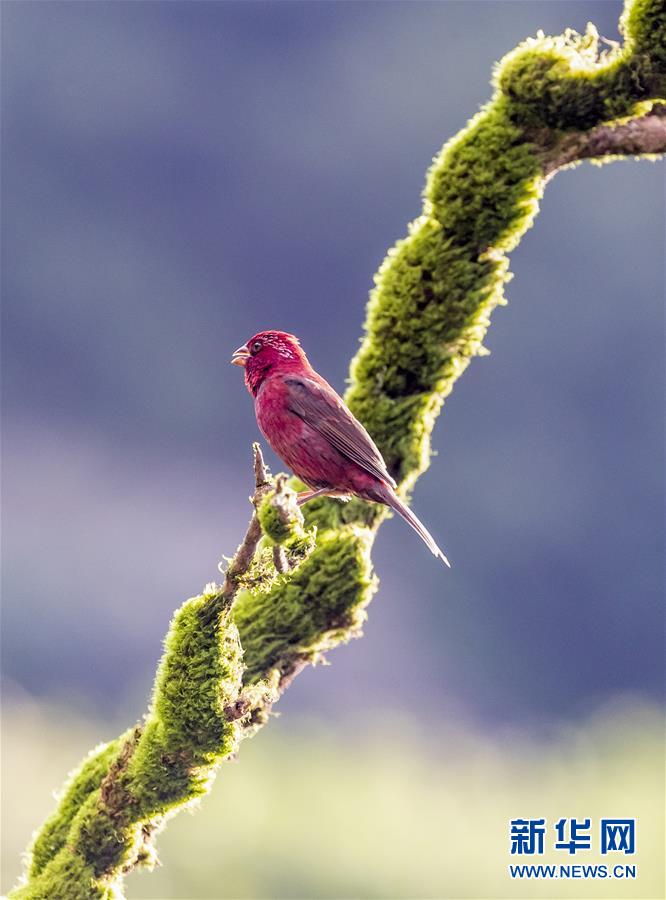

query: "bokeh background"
(2, 2), (663, 898)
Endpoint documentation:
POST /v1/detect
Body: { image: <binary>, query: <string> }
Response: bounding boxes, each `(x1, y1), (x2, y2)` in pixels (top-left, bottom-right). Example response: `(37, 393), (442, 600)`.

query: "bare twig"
(221, 444), (273, 600)
(272, 544), (289, 573)
(543, 105), (666, 179)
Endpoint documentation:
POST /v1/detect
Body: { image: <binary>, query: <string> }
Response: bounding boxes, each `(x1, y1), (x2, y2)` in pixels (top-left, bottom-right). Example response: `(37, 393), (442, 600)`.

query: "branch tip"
(252, 443), (270, 488)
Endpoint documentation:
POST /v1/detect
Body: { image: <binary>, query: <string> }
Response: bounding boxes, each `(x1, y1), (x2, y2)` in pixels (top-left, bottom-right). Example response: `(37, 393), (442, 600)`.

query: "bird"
(231, 330), (450, 567)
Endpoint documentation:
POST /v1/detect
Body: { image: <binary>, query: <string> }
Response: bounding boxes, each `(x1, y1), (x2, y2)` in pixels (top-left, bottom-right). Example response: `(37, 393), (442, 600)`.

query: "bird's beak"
(231, 345), (250, 367)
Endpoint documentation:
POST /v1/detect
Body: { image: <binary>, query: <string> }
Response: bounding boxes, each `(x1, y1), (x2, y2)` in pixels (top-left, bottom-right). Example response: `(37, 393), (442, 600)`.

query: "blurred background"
(1, 2), (663, 898)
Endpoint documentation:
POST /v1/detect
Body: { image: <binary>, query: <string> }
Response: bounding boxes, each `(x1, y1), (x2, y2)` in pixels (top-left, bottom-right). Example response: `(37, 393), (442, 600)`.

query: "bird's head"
(231, 330), (308, 395)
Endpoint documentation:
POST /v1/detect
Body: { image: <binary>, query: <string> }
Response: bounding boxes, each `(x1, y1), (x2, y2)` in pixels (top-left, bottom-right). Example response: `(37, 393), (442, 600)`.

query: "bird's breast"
(255, 379), (307, 464)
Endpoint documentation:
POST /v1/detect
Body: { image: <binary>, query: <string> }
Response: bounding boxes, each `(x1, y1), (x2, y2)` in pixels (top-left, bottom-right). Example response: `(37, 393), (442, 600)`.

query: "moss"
(11, 850), (112, 900)
(149, 592), (243, 758)
(234, 525), (377, 684)
(28, 737), (124, 878)
(257, 483), (304, 545)
(258, 497), (293, 543)
(255, 481), (320, 574)
(69, 786), (138, 879)
(12, 591), (246, 898)
(499, 33), (614, 130)
(622, 0), (666, 73)
(344, 0), (664, 498)
(345, 109), (539, 488)
(125, 591), (245, 824)
(497, 1), (666, 130)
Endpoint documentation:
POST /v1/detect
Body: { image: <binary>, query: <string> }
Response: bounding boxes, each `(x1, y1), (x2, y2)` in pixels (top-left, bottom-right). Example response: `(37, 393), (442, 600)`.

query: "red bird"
(232, 330), (450, 567)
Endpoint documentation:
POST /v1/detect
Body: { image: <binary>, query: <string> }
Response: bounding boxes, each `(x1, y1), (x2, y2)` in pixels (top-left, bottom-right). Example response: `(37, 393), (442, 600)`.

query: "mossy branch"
(11, 1), (664, 896)
(10, 447), (298, 899)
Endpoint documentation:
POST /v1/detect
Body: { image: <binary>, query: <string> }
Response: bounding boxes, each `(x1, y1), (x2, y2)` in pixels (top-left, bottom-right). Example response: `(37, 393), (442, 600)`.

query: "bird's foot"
(296, 488), (330, 506)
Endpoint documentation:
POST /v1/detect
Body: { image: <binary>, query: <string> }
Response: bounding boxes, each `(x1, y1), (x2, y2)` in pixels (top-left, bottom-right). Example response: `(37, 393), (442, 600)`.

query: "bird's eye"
(251, 340), (263, 354)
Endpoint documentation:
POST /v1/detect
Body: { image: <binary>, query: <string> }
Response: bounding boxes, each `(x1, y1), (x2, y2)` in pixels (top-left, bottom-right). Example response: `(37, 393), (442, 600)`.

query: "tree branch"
(221, 443), (272, 601)
(543, 103), (666, 178)
(10, 448), (306, 899)
(11, 1), (665, 896)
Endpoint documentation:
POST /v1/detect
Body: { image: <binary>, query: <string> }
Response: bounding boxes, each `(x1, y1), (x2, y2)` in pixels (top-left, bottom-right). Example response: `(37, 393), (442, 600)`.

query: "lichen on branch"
(11, 1), (665, 896)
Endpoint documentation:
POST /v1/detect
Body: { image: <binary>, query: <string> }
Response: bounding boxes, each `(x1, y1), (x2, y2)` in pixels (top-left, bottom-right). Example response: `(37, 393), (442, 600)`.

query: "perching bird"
(232, 330), (450, 567)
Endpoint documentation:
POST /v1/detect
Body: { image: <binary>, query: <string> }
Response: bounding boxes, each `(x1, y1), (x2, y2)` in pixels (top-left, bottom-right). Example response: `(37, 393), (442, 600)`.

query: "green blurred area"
(2, 697), (663, 899)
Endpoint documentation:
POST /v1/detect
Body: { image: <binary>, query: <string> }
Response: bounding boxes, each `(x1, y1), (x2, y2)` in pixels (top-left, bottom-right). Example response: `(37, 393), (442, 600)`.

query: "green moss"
(11, 850), (112, 900)
(256, 482), (320, 573)
(234, 525), (377, 684)
(28, 737), (124, 878)
(622, 0), (666, 73)
(69, 786), (138, 879)
(344, 0), (664, 497)
(499, 33), (613, 130)
(257, 484), (304, 545)
(13, 592), (246, 898)
(497, 1), (666, 130)
(126, 591), (245, 823)
(345, 105), (540, 489)
(149, 592), (243, 757)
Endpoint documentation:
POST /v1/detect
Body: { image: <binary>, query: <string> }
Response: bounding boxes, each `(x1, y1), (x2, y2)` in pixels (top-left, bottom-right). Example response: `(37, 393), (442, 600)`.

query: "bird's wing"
(284, 374), (396, 488)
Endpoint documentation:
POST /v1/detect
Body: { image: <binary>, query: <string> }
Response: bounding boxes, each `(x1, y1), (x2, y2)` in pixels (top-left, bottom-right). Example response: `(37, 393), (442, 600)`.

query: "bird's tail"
(375, 484), (451, 568)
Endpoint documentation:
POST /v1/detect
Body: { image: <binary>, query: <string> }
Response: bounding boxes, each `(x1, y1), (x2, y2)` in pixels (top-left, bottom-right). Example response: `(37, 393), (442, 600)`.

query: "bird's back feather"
(283, 374), (397, 489)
